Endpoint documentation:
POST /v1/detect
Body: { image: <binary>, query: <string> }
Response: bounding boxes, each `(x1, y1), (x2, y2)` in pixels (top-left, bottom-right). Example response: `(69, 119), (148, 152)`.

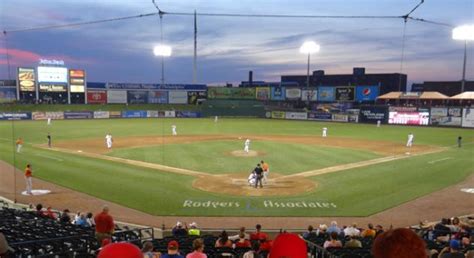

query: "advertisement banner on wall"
(176, 111), (202, 118)
(122, 110), (147, 118)
(388, 112), (429, 125)
(148, 91), (168, 104)
(187, 91), (207, 104)
(18, 67), (36, 92)
(127, 91), (149, 104)
(69, 69), (85, 93)
(462, 108), (474, 128)
(317, 87), (335, 102)
(164, 111), (176, 118)
(359, 106), (388, 123)
(301, 89), (318, 101)
(107, 90), (127, 104)
(0, 87), (17, 103)
(87, 90), (107, 104)
(335, 87), (355, 101)
(38, 83), (67, 92)
(307, 112), (332, 121)
(332, 114), (349, 122)
(109, 111), (122, 118)
(271, 111), (286, 119)
(355, 86), (379, 101)
(37, 66), (68, 83)
(270, 87), (286, 101)
(64, 111), (93, 119)
(285, 112), (307, 120)
(429, 107), (461, 126)
(147, 110), (159, 118)
(285, 88), (301, 100)
(94, 111), (110, 119)
(256, 87), (270, 100)
(389, 106), (418, 112)
(0, 112), (32, 120)
(348, 114), (359, 123)
(45, 112), (64, 120)
(208, 88), (256, 99)
(168, 91), (188, 104)
(430, 107), (448, 117)
(449, 108), (462, 117)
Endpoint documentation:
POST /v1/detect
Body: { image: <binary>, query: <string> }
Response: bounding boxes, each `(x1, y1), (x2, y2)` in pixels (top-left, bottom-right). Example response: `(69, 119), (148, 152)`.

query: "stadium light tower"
(299, 41), (320, 88)
(452, 25), (474, 93)
(153, 44), (172, 85)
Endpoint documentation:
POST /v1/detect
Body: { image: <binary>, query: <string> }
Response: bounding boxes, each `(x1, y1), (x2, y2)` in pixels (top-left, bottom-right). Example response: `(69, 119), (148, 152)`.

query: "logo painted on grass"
(183, 200), (337, 209)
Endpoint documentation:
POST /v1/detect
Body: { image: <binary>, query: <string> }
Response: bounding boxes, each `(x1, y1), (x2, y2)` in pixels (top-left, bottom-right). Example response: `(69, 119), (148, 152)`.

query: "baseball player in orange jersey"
(16, 137), (23, 153)
(261, 160), (269, 184)
(25, 164), (33, 195)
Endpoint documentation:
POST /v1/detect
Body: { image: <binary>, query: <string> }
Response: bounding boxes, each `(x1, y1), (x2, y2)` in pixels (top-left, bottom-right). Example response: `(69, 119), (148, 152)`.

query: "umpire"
(253, 163), (263, 188)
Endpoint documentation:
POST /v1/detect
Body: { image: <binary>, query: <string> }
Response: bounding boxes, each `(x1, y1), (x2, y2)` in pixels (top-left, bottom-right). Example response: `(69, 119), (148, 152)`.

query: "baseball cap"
(168, 240), (179, 250)
(269, 233), (307, 258)
(98, 242), (142, 258)
(450, 239), (461, 250)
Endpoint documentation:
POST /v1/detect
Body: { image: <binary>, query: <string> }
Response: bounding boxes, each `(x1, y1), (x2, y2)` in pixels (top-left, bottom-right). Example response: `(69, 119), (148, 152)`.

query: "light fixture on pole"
(299, 41), (320, 88)
(452, 25), (474, 93)
(153, 44), (172, 85)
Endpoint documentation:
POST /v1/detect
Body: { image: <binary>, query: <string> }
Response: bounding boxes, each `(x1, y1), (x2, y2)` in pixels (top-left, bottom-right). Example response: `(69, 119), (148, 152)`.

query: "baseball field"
(0, 117), (472, 218)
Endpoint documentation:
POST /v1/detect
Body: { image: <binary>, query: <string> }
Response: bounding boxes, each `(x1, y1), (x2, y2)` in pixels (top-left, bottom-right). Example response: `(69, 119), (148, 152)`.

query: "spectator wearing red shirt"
(250, 224), (268, 241)
(259, 237), (272, 253)
(94, 206), (114, 243)
(234, 233), (251, 249)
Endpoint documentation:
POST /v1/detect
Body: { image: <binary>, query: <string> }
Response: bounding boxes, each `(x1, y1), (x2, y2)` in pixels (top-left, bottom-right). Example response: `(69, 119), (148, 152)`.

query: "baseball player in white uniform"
(248, 171), (256, 186)
(244, 139), (250, 153)
(322, 127), (328, 137)
(47, 117), (52, 125)
(172, 125), (177, 136)
(105, 133), (113, 149)
(377, 120), (381, 127)
(406, 133), (414, 147)
(214, 116), (218, 123)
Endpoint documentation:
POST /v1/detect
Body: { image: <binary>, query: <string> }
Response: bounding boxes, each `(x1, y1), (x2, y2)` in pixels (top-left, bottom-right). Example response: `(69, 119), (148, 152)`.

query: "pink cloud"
(0, 48), (95, 67)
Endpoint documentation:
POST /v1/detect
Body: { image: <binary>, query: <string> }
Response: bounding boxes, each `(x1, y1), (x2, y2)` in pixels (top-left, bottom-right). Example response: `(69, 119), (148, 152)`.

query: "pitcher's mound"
(230, 150), (262, 157)
(21, 189), (51, 196)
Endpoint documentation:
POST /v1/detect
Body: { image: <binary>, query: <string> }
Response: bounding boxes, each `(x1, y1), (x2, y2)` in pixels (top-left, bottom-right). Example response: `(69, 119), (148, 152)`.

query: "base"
(21, 189), (51, 196)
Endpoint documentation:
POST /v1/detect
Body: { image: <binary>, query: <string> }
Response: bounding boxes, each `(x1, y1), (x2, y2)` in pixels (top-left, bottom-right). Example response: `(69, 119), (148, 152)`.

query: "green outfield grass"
(0, 118), (473, 217)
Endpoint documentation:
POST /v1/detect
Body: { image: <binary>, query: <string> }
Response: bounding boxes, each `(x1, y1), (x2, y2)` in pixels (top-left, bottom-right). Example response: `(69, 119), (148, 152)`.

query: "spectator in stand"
(86, 212), (95, 227)
(243, 241), (260, 258)
(188, 222), (200, 236)
(215, 230), (233, 248)
(45, 206), (56, 220)
(0, 232), (13, 257)
(94, 206), (115, 244)
(98, 242), (142, 258)
(327, 221), (342, 235)
(35, 203), (45, 217)
(172, 222), (188, 238)
(302, 225), (318, 239)
(250, 224), (268, 241)
(323, 232), (343, 249)
(437, 239), (465, 258)
(361, 223), (376, 238)
(344, 235), (362, 248)
(269, 233), (307, 258)
(259, 236), (272, 253)
(375, 225), (384, 237)
(75, 213), (88, 227)
(142, 241), (160, 258)
(317, 224), (328, 237)
(234, 233), (251, 249)
(161, 240), (183, 258)
(434, 218), (452, 242)
(186, 238), (207, 258)
(343, 223), (361, 237)
(447, 217), (461, 233)
(229, 227), (249, 241)
(59, 209), (71, 223)
(372, 228), (427, 258)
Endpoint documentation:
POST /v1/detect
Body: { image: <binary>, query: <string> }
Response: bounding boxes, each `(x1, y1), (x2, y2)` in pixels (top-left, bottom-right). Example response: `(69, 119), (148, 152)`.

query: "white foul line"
(428, 157), (452, 164)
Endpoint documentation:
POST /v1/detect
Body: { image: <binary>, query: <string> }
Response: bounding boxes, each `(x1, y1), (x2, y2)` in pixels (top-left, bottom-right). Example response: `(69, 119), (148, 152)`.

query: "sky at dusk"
(0, 0), (473, 86)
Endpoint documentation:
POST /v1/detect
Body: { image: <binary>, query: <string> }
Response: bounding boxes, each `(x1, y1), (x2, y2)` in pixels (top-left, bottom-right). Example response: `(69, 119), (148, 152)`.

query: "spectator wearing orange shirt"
(24, 164), (33, 195)
(16, 138), (23, 153)
(361, 223), (376, 238)
(94, 206), (115, 243)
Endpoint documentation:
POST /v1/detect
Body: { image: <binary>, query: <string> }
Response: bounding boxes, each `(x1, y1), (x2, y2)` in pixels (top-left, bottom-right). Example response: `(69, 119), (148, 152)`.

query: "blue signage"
(0, 87), (17, 103)
(307, 112), (332, 121)
(87, 82), (107, 89)
(318, 87), (335, 102)
(127, 91), (149, 104)
(64, 111), (93, 119)
(122, 110), (148, 118)
(0, 112), (32, 120)
(356, 86), (379, 102)
(176, 111), (202, 118)
(271, 87), (286, 101)
(107, 83), (206, 90)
